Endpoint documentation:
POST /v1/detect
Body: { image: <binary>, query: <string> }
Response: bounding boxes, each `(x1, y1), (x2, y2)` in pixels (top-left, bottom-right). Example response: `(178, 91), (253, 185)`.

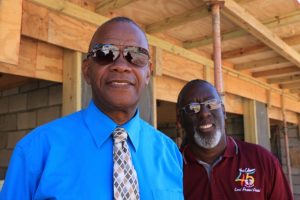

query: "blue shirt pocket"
(152, 189), (183, 200)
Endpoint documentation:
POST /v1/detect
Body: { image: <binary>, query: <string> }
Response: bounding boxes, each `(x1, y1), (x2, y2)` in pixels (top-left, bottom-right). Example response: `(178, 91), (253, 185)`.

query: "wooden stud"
(203, 65), (211, 82)
(62, 50), (82, 115)
(153, 47), (163, 76)
(243, 99), (258, 144)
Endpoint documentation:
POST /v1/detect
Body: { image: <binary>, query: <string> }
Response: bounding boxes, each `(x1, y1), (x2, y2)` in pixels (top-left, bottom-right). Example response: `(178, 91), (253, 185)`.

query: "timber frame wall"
(1, 0), (299, 121)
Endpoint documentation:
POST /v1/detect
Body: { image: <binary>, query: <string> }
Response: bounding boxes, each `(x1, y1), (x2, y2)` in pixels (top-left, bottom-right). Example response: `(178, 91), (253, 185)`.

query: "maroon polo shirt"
(182, 136), (293, 200)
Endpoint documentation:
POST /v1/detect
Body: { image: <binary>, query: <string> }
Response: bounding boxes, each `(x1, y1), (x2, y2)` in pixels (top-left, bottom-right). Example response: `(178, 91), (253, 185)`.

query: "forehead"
(181, 83), (219, 104)
(91, 22), (148, 49)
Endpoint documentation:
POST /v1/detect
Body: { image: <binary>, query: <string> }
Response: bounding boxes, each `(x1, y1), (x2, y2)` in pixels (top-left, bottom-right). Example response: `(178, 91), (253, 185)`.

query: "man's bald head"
(88, 17), (148, 51)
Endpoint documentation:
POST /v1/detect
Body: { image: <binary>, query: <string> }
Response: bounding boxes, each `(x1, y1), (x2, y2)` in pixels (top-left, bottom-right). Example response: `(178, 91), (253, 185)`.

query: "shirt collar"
(83, 100), (141, 151)
(182, 136), (238, 165)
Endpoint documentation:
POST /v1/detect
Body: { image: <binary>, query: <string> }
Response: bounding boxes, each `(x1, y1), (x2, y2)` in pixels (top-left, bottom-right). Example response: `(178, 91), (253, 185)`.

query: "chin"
(193, 129), (222, 149)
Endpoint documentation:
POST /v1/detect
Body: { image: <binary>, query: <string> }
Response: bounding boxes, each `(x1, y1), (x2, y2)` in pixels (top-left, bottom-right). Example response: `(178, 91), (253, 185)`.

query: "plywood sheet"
(0, 0), (22, 64)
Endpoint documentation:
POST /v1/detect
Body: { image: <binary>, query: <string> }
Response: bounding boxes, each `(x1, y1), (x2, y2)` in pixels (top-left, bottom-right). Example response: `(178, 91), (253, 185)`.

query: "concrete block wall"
(279, 124), (300, 200)
(0, 80), (62, 180)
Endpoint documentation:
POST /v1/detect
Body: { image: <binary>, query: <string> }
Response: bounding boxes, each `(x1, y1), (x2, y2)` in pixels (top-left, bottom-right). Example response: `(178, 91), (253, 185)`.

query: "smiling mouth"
(111, 81), (130, 86)
(199, 124), (213, 129)
(108, 80), (133, 87)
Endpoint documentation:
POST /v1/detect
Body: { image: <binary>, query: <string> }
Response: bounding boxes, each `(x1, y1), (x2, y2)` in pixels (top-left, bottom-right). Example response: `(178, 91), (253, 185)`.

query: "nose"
(197, 104), (210, 118)
(109, 53), (132, 72)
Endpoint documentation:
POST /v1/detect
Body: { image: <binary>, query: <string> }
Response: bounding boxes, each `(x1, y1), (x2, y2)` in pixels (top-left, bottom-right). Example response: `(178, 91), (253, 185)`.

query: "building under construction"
(0, 0), (300, 198)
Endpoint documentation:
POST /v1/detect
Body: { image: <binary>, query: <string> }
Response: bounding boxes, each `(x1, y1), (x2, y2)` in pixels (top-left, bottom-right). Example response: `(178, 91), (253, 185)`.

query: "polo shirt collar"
(83, 100), (141, 151)
(182, 136), (239, 165)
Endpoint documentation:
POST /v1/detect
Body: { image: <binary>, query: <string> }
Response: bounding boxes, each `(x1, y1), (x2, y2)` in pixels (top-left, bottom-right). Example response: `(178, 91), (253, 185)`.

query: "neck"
(94, 101), (137, 125)
(191, 135), (227, 165)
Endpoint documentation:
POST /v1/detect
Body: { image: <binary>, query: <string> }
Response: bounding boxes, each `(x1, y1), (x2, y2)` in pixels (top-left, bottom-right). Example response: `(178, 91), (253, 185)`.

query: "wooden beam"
(0, 0), (22, 64)
(146, 4), (208, 34)
(0, 36), (63, 82)
(280, 81), (300, 89)
(183, 9), (300, 49)
(290, 88), (300, 94)
(96, 0), (138, 14)
(252, 66), (300, 78)
(28, 0), (108, 26)
(234, 57), (289, 70)
(267, 74), (300, 84)
(221, 0), (300, 70)
(223, 34), (300, 60)
(62, 50), (82, 116)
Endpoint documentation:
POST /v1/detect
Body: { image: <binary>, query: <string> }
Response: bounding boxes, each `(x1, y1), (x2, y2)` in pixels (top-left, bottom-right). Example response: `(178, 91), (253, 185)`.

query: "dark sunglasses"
(87, 44), (150, 67)
(181, 99), (222, 115)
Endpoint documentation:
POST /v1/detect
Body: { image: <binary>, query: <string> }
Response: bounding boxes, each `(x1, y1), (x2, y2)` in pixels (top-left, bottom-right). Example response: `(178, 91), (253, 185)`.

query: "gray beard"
(193, 127), (222, 149)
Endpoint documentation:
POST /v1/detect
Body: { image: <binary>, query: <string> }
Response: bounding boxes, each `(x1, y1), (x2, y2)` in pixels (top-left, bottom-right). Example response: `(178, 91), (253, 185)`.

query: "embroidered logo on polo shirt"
(234, 168), (261, 193)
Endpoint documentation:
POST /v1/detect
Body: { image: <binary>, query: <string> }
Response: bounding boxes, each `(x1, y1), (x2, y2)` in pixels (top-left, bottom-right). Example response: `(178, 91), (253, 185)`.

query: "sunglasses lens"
(92, 45), (119, 65)
(124, 47), (149, 67)
(206, 99), (221, 110)
(88, 44), (149, 67)
(184, 103), (201, 114)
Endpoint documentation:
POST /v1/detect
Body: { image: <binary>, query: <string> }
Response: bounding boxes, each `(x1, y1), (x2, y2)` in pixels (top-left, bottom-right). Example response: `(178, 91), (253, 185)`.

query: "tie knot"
(113, 127), (128, 144)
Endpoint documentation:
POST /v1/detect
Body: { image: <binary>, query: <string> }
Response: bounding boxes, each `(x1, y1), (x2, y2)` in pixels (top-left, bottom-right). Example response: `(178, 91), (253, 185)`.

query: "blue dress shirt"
(0, 101), (183, 200)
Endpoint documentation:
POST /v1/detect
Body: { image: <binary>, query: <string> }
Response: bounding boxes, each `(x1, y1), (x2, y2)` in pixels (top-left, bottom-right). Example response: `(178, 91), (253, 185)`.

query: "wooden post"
(243, 99), (258, 144)
(281, 94), (293, 191)
(62, 50), (82, 115)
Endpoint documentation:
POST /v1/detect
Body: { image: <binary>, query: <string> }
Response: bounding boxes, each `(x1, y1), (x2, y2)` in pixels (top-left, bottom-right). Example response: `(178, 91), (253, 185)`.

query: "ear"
(145, 62), (152, 85)
(82, 58), (91, 85)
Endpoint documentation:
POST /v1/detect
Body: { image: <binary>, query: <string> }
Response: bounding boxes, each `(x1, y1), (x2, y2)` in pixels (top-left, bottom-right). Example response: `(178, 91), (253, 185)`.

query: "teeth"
(111, 82), (129, 85)
(200, 124), (212, 129)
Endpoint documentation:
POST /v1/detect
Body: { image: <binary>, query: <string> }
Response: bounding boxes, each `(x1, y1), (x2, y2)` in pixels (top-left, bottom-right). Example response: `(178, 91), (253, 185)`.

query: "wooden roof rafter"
(267, 74), (300, 84)
(280, 81), (300, 89)
(252, 66), (300, 78)
(234, 57), (289, 71)
(145, 4), (208, 34)
(95, 0), (138, 14)
(221, 0), (300, 70)
(182, 9), (300, 49)
(223, 34), (300, 60)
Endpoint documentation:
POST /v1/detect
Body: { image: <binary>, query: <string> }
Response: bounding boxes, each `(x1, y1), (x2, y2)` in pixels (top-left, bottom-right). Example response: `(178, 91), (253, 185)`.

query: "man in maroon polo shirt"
(177, 79), (293, 200)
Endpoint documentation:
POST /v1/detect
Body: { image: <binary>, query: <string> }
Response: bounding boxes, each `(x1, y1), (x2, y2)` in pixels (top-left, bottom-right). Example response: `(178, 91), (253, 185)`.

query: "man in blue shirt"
(0, 17), (183, 199)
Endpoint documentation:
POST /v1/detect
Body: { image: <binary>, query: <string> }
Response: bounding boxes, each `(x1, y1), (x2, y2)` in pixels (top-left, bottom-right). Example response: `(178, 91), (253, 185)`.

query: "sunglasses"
(87, 44), (150, 67)
(181, 99), (222, 115)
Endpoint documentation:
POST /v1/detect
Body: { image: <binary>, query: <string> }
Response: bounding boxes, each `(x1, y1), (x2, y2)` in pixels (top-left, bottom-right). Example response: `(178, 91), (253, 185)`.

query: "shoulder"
(234, 138), (278, 164)
(17, 110), (84, 149)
